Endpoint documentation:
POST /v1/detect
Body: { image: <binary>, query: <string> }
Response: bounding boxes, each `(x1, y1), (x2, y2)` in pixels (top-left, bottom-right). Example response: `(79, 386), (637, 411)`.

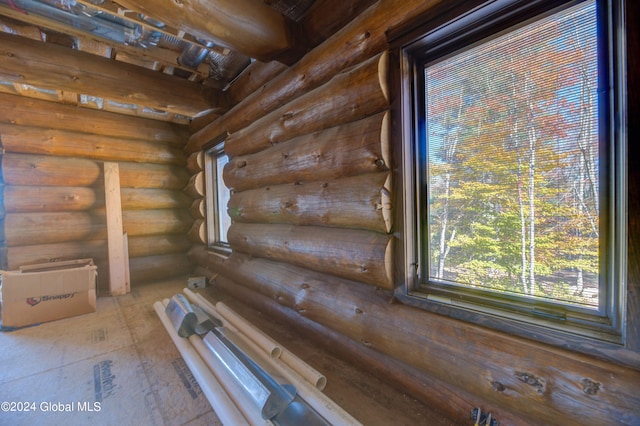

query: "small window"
(395, 0), (626, 343)
(204, 141), (232, 253)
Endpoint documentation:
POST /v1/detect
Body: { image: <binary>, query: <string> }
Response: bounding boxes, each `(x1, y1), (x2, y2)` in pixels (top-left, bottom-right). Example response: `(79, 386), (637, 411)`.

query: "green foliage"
(426, 1), (600, 307)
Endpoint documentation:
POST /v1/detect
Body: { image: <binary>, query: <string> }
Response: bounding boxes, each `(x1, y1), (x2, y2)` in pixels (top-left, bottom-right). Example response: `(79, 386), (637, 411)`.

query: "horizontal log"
(125, 234), (193, 258)
(5, 234), (192, 269)
(301, 0), (379, 47)
(189, 248), (640, 425)
(214, 276), (522, 424)
(187, 0), (434, 152)
(1, 154), (189, 189)
(6, 240), (108, 270)
(227, 60), (288, 106)
(1, 153), (101, 187)
(114, 0), (294, 63)
(4, 209), (192, 246)
(224, 112), (390, 192)
(0, 32), (226, 117)
(118, 162), (190, 190)
(227, 223), (393, 289)
(120, 188), (192, 210)
(223, 52), (389, 157)
(190, 198), (206, 219)
(188, 219), (206, 244)
(4, 211), (106, 246)
(184, 172), (205, 198)
(129, 253), (193, 284)
(3, 185), (191, 213)
(186, 151), (205, 174)
(4, 185), (98, 213)
(0, 92), (188, 144)
(229, 172), (392, 233)
(122, 209), (193, 237)
(0, 124), (186, 166)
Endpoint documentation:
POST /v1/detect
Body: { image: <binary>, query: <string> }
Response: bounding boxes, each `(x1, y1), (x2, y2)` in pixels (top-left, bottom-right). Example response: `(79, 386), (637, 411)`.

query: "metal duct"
(264, 0), (317, 22)
(179, 39), (214, 70)
(208, 50), (252, 85)
(0, 0), (169, 47)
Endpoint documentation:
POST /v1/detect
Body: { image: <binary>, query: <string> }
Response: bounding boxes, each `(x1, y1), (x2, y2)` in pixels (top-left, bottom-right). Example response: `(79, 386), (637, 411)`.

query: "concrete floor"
(0, 278), (220, 426)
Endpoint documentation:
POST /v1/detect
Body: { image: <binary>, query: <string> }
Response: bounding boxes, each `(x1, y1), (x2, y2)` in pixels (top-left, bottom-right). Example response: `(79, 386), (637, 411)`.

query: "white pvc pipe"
(215, 300), (327, 390)
(189, 334), (274, 426)
(181, 290), (360, 425)
(215, 301), (283, 358)
(219, 313), (362, 426)
(153, 300), (249, 426)
(184, 289), (327, 389)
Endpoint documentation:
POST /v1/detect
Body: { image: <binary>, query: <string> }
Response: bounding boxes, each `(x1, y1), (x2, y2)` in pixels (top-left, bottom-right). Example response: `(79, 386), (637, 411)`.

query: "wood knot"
(375, 158), (386, 168)
(581, 378), (601, 395)
(355, 308), (363, 314)
(491, 381), (506, 392)
(236, 160), (247, 168)
(515, 372), (544, 393)
(300, 283), (310, 289)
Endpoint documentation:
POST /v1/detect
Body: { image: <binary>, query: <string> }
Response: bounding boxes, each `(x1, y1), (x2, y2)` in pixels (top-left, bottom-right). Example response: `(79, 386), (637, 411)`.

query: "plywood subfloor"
(1, 278), (457, 425)
(0, 278), (220, 426)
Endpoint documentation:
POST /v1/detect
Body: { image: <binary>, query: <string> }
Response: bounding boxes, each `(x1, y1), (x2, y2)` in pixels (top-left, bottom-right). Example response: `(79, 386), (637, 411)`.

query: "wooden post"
(104, 162), (128, 295)
(123, 232), (131, 294)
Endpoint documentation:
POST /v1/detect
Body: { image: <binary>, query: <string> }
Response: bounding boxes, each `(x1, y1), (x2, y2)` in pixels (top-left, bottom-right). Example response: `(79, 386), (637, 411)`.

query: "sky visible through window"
(216, 153), (231, 243)
(425, 0), (599, 307)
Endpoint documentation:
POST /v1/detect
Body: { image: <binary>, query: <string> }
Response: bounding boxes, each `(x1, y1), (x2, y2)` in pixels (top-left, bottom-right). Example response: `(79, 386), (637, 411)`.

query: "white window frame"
(204, 140), (232, 254)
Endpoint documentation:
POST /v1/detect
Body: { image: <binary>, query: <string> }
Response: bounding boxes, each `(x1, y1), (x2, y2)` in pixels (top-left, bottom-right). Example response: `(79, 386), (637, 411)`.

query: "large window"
(204, 141), (232, 253)
(395, 0), (626, 343)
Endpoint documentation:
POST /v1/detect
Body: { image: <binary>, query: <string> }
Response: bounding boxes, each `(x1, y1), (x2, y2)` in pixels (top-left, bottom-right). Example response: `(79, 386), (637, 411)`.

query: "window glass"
(396, 0), (626, 343)
(215, 152), (231, 243)
(424, 1), (600, 308)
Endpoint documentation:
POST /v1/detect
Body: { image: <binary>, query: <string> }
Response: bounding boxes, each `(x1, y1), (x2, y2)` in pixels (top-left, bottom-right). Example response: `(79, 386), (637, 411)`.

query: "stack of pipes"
(153, 288), (361, 426)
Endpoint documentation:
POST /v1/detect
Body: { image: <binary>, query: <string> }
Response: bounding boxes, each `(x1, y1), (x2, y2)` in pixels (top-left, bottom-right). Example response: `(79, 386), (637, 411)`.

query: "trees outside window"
(205, 142), (232, 253)
(396, 0), (626, 343)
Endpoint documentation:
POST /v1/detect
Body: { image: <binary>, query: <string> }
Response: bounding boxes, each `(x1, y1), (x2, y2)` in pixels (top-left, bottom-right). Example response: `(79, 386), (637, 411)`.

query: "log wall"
(189, 0), (640, 424)
(0, 94), (193, 290)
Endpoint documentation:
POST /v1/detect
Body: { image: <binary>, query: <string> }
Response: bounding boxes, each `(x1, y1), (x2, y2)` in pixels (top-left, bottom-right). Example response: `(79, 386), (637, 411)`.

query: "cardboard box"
(1, 259), (97, 328)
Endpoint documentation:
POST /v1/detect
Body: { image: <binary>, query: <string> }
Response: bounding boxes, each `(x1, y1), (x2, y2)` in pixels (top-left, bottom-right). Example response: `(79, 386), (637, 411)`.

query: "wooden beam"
(0, 4), (209, 80)
(0, 93), (189, 143)
(104, 162), (128, 296)
(187, 0), (440, 152)
(113, 0), (299, 63)
(0, 32), (227, 117)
